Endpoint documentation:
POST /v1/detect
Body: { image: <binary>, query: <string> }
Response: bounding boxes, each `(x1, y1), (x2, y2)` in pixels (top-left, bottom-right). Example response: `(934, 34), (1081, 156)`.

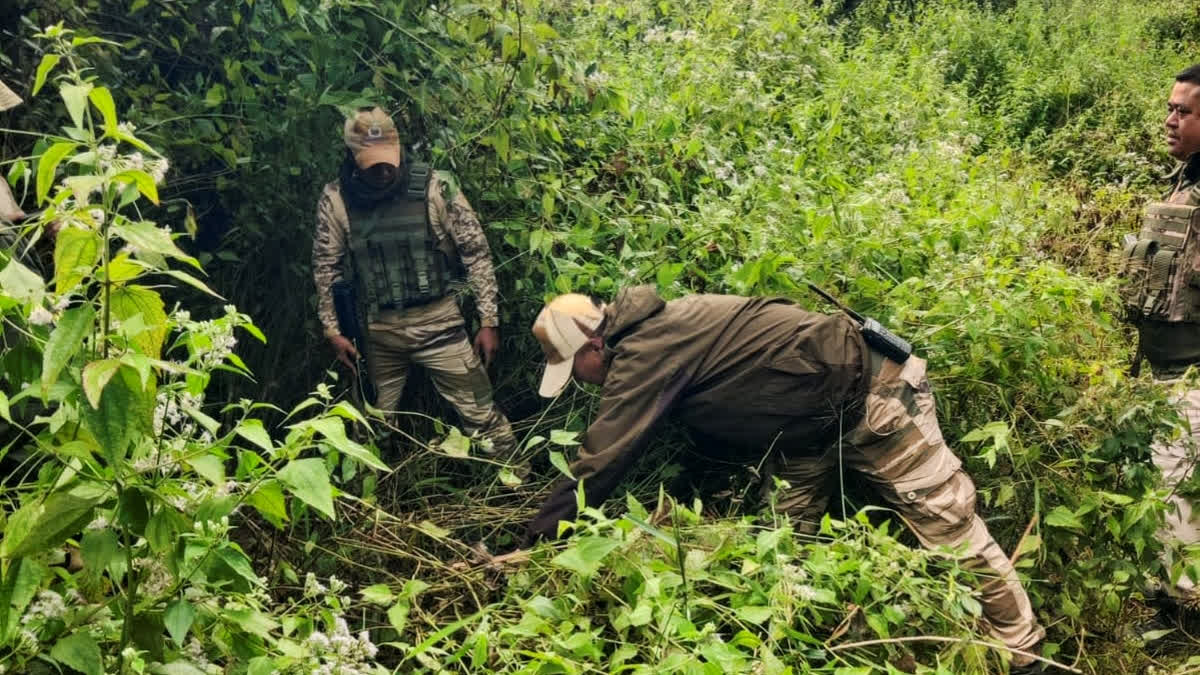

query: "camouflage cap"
(531, 293), (606, 397)
(343, 107), (401, 169)
(0, 78), (22, 112)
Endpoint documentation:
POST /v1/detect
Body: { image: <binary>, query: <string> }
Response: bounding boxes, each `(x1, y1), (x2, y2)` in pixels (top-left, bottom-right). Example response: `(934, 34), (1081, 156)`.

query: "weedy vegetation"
(0, 0), (1199, 672)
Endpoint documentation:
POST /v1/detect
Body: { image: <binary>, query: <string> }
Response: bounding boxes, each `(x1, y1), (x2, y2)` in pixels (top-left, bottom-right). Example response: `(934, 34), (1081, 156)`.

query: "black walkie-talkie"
(807, 283), (913, 364)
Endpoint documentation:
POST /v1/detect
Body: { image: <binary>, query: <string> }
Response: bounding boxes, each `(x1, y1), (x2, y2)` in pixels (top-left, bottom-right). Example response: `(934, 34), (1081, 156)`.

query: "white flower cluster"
(21, 590), (67, 624)
(304, 617), (380, 675)
(132, 556), (174, 597)
(152, 390), (205, 437)
(175, 308), (239, 370)
(28, 306), (54, 326)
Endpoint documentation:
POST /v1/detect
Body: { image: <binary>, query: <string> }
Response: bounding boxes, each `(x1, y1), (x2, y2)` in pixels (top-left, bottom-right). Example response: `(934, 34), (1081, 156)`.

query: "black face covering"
(339, 152), (406, 210)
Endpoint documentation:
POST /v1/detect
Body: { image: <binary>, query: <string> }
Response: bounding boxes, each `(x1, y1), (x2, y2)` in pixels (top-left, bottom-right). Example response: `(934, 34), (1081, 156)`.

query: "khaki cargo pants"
(1151, 384), (1200, 600)
(766, 349), (1044, 657)
(367, 305), (516, 457)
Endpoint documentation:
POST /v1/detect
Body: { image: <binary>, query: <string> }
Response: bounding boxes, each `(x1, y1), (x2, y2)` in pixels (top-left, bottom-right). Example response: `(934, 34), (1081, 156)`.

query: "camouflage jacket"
(312, 170), (500, 339)
(1166, 151), (1200, 204)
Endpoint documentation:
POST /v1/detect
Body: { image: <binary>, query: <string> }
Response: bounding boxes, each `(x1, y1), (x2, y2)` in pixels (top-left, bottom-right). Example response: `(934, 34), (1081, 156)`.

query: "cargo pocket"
(459, 351), (494, 407)
(896, 471), (977, 547)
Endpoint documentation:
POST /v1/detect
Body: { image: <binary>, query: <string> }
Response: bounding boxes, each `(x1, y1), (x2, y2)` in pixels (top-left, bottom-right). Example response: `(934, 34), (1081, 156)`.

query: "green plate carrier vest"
(347, 163), (464, 324)
(1120, 187), (1200, 324)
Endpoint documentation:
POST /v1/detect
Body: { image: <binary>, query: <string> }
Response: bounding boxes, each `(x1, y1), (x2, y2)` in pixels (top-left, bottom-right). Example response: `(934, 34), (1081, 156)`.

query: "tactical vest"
(1119, 183), (1200, 324)
(347, 163), (463, 324)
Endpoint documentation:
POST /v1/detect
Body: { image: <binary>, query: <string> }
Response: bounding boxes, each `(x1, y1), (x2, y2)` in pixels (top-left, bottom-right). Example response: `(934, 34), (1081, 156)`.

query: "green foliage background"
(2, 0), (1200, 672)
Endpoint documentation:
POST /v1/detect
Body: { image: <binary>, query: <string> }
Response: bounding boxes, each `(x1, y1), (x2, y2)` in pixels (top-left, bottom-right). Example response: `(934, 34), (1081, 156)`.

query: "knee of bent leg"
(903, 471), (979, 548)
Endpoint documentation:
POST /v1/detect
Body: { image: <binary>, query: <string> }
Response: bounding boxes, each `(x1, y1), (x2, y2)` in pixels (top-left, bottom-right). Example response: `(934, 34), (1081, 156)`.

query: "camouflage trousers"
(765, 350), (1044, 657)
(367, 323), (516, 457)
(1151, 384), (1200, 599)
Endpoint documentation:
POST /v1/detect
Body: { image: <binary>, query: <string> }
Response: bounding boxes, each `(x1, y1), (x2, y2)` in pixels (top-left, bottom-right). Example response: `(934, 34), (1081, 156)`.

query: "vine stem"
(826, 635), (1082, 673)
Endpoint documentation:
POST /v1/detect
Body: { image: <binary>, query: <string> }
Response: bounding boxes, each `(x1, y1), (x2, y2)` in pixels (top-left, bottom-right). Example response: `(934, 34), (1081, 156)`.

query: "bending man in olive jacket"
(526, 286), (1044, 665)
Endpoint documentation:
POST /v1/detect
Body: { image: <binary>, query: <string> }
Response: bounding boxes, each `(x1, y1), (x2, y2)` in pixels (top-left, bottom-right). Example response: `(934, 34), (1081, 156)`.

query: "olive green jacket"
(525, 286), (869, 541)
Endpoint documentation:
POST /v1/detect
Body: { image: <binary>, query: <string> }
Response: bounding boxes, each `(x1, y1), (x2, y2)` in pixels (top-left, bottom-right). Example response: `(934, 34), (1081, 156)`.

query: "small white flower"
(28, 306), (54, 326)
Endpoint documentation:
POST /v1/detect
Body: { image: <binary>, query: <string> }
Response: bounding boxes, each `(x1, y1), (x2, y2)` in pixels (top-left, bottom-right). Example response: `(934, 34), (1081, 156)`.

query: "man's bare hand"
(329, 334), (359, 371)
(474, 326), (500, 368)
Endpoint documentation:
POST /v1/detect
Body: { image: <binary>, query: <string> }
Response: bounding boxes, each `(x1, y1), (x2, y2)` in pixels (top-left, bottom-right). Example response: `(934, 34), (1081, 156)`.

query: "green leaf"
(1142, 627), (1175, 641)
(305, 417), (388, 471)
(226, 606), (277, 637)
(36, 141), (78, 205)
(42, 304), (95, 391)
(1044, 506), (1085, 531)
(551, 536), (620, 576)
(54, 226), (101, 293)
(0, 558), (48, 642)
(2, 483), (106, 559)
(416, 520), (450, 539)
(217, 546), (260, 586)
(235, 419), (274, 453)
(549, 429), (580, 446)
(164, 599), (196, 647)
(109, 284), (167, 358)
(245, 480), (288, 528)
(32, 53), (61, 96)
(387, 602), (409, 634)
(82, 358), (122, 408)
(0, 391), (10, 424)
(80, 528), (119, 575)
(549, 451), (575, 480)
(80, 366), (151, 465)
(160, 269), (223, 298)
(277, 458), (335, 519)
(187, 455), (226, 485)
(112, 221), (195, 266)
(112, 170), (159, 205)
(146, 508), (183, 553)
(87, 87), (119, 135)
(51, 632), (103, 675)
(0, 258), (45, 303)
(59, 83), (93, 131)
(440, 427), (470, 457)
(361, 583), (395, 606)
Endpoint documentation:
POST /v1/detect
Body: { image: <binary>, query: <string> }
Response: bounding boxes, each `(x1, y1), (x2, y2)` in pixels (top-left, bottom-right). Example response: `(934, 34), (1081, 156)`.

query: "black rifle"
(331, 279), (377, 405)
(807, 283), (913, 364)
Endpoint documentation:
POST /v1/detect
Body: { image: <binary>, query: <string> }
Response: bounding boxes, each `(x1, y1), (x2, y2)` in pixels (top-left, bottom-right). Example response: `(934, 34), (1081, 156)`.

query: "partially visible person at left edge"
(311, 107), (517, 458)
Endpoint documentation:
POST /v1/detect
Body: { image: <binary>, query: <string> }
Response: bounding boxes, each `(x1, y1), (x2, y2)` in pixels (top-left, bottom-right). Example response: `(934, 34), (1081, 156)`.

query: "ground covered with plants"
(1, 0), (1199, 672)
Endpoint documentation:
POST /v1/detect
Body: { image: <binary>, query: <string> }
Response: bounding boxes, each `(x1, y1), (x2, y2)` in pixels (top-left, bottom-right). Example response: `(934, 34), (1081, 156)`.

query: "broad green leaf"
(551, 536), (620, 577)
(387, 602), (409, 634)
(112, 221), (195, 266)
(164, 599), (196, 647)
(104, 254), (143, 284)
(0, 258), (45, 303)
(82, 359), (122, 408)
(217, 546), (260, 586)
(51, 632), (103, 675)
(81, 528), (119, 574)
(304, 417), (388, 471)
(549, 429), (580, 446)
(42, 304), (95, 391)
(54, 226), (101, 293)
(109, 284), (167, 358)
(35, 142), (78, 205)
(87, 87), (118, 135)
(226, 607), (277, 638)
(235, 419), (274, 453)
(156, 661), (207, 675)
(111, 170), (159, 205)
(245, 480), (288, 528)
(160, 269), (223, 298)
(549, 451), (575, 480)
(0, 391), (9, 423)
(32, 53), (60, 96)
(187, 455), (226, 485)
(277, 458), (335, 519)
(0, 557), (48, 642)
(1044, 506), (1084, 531)
(80, 366), (152, 465)
(59, 83), (93, 131)
(2, 484), (106, 559)
(361, 583), (395, 606)
(498, 468), (522, 487)
(440, 427), (470, 458)
(146, 508), (183, 553)
(735, 605), (772, 625)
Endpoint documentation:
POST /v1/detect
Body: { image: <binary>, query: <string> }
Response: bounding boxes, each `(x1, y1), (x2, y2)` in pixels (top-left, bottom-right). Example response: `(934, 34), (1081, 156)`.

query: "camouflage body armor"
(1120, 186), (1200, 324)
(347, 163), (464, 324)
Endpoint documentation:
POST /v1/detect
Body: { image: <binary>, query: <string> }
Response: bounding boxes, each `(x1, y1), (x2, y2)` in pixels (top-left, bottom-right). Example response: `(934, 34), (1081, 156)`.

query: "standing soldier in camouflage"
(521, 286), (1046, 671)
(1121, 64), (1200, 613)
(312, 107), (517, 457)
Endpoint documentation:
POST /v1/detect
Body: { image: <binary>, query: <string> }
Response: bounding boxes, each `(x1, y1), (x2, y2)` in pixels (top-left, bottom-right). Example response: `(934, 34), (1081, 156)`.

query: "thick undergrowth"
(1, 0), (1199, 673)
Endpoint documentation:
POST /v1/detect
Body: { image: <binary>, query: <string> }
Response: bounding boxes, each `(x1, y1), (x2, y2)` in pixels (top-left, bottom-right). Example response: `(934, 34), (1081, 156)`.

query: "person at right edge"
(1121, 63), (1200, 617)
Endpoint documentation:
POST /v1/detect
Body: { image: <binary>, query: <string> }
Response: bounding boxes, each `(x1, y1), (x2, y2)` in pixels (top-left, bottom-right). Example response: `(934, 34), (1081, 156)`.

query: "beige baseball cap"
(0, 79), (22, 112)
(531, 294), (606, 397)
(343, 107), (401, 169)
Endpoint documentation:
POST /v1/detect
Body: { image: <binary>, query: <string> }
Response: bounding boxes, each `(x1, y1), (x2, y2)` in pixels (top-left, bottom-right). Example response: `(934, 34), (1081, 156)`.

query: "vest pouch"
(1121, 201), (1200, 324)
